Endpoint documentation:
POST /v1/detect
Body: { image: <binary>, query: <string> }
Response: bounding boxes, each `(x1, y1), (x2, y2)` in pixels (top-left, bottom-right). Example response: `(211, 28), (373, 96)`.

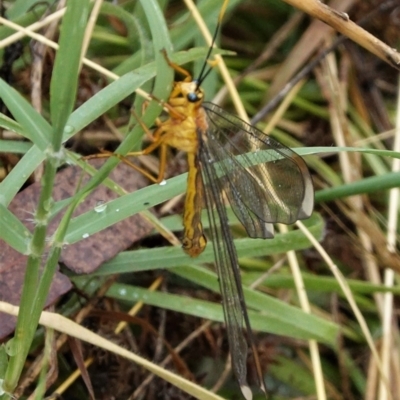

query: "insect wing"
(197, 147), (255, 399)
(202, 102), (314, 238)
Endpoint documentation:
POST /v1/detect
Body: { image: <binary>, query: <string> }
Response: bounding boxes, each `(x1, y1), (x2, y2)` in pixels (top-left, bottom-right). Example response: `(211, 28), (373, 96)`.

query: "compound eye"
(187, 92), (198, 102)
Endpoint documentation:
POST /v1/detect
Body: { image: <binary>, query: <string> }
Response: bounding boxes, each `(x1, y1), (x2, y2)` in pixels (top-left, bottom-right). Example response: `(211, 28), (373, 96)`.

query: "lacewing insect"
(87, 1), (314, 397)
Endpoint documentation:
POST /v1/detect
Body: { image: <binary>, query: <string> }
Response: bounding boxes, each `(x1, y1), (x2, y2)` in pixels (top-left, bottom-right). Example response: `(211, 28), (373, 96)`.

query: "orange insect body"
(154, 77), (209, 257)
(157, 81), (203, 154)
(181, 151), (207, 257)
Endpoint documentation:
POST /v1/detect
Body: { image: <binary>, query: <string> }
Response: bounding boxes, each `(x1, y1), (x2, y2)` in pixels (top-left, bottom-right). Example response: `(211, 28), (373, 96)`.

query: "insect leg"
(83, 121), (168, 183)
(160, 48), (192, 80)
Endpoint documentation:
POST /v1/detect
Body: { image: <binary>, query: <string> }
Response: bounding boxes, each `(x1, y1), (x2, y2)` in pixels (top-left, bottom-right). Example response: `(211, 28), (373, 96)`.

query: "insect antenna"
(195, 0), (229, 88)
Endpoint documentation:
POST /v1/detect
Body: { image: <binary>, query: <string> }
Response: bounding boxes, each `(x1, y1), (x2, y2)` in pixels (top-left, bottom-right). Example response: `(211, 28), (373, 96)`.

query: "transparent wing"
(203, 102), (314, 238)
(197, 149), (255, 399)
(196, 103), (313, 397)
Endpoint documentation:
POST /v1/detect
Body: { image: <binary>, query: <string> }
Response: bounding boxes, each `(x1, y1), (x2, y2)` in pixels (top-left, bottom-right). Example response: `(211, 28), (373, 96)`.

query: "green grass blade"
(104, 282), (339, 345)
(50, 0), (90, 141)
(0, 146), (45, 206)
(0, 80), (51, 150)
(316, 171), (400, 203)
(0, 140), (32, 154)
(0, 203), (31, 253)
